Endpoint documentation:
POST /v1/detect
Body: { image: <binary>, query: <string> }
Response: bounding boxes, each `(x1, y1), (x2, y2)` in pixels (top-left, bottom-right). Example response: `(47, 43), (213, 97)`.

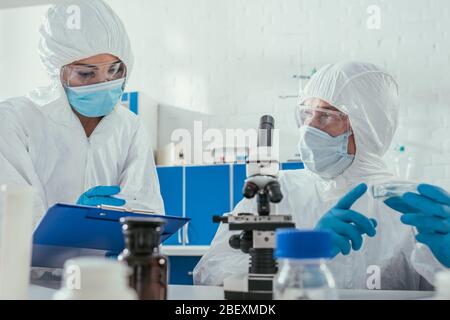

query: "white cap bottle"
(435, 271), (450, 300)
(0, 185), (35, 300)
(53, 257), (137, 300)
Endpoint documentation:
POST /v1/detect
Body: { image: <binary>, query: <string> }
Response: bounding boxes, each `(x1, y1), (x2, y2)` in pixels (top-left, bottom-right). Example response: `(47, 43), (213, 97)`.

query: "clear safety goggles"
(60, 60), (127, 88)
(296, 105), (351, 137)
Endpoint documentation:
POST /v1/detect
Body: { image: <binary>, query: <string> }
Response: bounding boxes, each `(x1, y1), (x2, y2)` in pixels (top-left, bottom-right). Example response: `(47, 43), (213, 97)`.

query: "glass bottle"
(273, 229), (338, 300)
(118, 217), (168, 300)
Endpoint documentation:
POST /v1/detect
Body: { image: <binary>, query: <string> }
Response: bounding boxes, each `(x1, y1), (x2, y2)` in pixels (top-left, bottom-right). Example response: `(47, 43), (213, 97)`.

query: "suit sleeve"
(0, 105), (47, 227)
(193, 198), (257, 286)
(118, 118), (165, 214)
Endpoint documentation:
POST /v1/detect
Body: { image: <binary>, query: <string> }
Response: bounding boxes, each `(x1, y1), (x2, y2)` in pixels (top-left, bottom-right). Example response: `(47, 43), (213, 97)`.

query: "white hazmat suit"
(0, 0), (164, 227)
(193, 62), (433, 290)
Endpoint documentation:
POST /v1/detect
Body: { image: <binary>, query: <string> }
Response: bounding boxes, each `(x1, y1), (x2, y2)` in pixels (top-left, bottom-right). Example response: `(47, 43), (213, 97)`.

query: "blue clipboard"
(32, 203), (190, 268)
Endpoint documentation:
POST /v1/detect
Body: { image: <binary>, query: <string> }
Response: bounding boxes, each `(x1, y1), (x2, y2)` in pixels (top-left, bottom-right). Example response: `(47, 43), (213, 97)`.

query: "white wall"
(0, 5), (49, 100)
(1, 0), (450, 187)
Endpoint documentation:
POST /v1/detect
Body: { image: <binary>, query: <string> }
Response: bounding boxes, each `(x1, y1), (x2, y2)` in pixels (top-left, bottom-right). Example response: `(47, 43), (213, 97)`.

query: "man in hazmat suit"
(194, 61), (434, 290)
(0, 0), (164, 227)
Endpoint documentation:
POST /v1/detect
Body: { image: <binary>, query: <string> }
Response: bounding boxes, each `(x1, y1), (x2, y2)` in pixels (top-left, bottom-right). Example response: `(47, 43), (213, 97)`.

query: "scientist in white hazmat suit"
(0, 0), (164, 226)
(194, 61), (434, 290)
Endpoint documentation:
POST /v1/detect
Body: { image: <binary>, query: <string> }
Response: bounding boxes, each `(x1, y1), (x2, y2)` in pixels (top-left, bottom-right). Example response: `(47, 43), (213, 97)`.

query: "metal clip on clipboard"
(98, 204), (157, 215)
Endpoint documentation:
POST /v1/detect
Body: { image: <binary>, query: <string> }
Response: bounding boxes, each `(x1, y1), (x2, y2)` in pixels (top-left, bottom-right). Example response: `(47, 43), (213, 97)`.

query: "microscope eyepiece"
(266, 181), (283, 203)
(259, 115), (275, 130)
(258, 115), (275, 147)
(243, 181), (258, 199)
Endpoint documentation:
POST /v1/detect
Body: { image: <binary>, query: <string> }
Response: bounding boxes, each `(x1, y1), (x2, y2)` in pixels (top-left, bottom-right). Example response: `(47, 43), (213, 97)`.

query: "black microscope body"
(213, 115), (295, 300)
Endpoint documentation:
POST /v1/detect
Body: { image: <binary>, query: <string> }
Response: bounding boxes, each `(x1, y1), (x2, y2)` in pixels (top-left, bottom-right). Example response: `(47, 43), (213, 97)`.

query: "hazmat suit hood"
(299, 62), (400, 198)
(29, 0), (134, 105)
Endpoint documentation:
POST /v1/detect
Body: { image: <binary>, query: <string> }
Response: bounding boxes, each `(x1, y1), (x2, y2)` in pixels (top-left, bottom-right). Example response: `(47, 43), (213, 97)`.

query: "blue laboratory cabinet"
(156, 165), (232, 246)
(185, 165), (231, 245)
(157, 166), (183, 245)
(281, 162), (304, 171)
(121, 92), (139, 114)
(167, 256), (201, 286)
(233, 164), (247, 207)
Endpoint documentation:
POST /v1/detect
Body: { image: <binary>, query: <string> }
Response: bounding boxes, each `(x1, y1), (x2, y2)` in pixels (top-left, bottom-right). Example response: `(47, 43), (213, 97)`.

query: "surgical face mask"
(64, 78), (126, 117)
(298, 126), (355, 179)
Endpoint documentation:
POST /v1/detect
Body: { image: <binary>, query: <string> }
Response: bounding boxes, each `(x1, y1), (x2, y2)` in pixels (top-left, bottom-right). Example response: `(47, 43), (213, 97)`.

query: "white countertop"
(28, 284), (435, 300)
(160, 245), (210, 256)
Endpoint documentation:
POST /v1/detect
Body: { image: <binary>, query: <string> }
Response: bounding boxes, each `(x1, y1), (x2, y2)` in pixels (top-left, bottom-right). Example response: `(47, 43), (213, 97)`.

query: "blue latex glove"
(384, 184), (450, 268)
(315, 183), (378, 258)
(76, 185), (126, 207)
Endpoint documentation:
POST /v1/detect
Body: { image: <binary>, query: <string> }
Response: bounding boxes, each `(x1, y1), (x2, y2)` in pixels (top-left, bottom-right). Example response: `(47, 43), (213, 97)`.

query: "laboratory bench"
(161, 245), (210, 257)
(28, 283), (435, 300)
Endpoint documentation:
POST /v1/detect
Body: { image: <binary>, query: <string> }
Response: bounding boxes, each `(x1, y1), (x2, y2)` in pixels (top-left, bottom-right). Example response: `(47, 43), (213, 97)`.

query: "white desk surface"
(160, 245), (210, 256)
(28, 284), (435, 300)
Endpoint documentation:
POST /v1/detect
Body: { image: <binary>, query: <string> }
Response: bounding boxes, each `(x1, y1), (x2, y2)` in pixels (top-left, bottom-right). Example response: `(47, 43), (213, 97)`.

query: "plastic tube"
(371, 182), (418, 199)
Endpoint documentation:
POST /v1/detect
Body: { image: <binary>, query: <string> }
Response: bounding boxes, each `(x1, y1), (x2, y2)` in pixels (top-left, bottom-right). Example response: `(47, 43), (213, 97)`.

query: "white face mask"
(298, 126), (355, 179)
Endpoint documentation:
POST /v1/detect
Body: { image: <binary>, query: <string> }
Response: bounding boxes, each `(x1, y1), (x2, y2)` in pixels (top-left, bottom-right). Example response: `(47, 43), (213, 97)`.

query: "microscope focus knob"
(229, 232), (253, 254)
(229, 234), (241, 250)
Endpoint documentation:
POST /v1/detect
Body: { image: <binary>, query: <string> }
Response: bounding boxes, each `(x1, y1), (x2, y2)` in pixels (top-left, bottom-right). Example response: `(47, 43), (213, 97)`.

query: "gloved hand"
(77, 185), (126, 207)
(384, 184), (450, 268)
(315, 183), (378, 258)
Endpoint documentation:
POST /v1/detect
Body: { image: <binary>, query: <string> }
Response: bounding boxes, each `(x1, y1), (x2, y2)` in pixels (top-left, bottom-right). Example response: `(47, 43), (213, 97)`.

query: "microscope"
(213, 115), (295, 300)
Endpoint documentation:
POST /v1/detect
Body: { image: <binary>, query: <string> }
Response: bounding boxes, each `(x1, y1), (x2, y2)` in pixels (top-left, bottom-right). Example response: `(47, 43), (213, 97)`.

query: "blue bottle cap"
(275, 229), (332, 259)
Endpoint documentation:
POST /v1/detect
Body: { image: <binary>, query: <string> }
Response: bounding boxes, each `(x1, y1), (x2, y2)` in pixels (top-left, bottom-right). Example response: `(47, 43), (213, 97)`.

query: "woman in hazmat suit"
(0, 0), (164, 227)
(193, 61), (434, 290)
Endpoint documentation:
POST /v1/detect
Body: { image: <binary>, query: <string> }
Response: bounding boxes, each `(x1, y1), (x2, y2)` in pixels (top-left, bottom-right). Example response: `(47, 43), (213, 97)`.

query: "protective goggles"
(61, 60), (127, 87)
(296, 105), (351, 137)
